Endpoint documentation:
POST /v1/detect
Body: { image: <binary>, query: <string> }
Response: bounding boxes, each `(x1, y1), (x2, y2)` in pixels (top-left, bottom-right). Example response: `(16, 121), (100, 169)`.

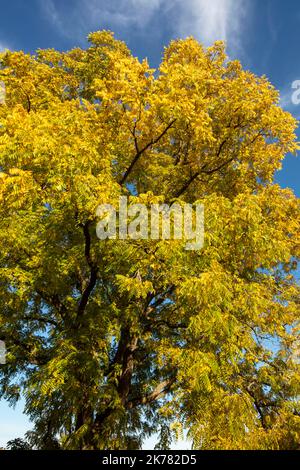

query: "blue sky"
(0, 0), (300, 448)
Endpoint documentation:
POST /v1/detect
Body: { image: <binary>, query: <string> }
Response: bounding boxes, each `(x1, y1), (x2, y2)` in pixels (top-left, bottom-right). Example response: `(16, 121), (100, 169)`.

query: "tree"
(0, 31), (299, 450)
(6, 438), (32, 450)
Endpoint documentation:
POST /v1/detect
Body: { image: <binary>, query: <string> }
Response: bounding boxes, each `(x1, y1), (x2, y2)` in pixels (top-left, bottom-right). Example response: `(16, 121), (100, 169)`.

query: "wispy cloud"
(39, 0), (164, 38)
(40, 0), (250, 54)
(42, 0), (64, 32)
(280, 88), (293, 110)
(172, 0), (250, 53)
(86, 0), (164, 28)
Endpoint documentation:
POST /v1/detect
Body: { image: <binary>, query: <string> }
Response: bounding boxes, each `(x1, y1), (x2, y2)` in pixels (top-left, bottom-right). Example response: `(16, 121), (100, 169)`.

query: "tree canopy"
(0, 31), (299, 450)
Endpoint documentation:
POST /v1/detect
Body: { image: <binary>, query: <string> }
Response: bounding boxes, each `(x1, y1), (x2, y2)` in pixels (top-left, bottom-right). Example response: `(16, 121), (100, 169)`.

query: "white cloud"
(280, 88), (293, 110)
(87, 0), (164, 28)
(40, 0), (164, 37)
(40, 0), (250, 53)
(172, 0), (249, 52)
(41, 0), (64, 32)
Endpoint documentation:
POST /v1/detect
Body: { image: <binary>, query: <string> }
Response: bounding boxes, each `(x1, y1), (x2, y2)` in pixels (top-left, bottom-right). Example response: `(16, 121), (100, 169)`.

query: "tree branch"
(174, 171), (201, 199)
(173, 137), (231, 199)
(36, 289), (67, 319)
(77, 222), (98, 317)
(0, 333), (50, 365)
(152, 319), (187, 330)
(174, 150), (234, 199)
(127, 376), (177, 409)
(119, 119), (176, 185)
(23, 315), (58, 327)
